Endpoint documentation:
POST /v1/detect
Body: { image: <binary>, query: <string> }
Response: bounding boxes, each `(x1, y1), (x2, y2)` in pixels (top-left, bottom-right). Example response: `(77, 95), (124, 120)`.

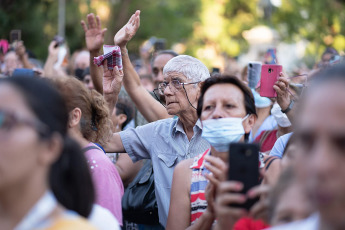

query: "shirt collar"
(173, 118), (203, 135)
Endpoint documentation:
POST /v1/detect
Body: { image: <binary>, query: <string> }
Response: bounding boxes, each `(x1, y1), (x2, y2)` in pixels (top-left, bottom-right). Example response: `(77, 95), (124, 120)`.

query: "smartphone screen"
(228, 143), (260, 210)
(260, 64), (282, 98)
(10, 30), (21, 43)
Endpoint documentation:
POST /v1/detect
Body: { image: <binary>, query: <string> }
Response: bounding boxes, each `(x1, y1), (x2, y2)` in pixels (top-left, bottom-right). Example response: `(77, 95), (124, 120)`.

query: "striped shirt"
(190, 149), (211, 224)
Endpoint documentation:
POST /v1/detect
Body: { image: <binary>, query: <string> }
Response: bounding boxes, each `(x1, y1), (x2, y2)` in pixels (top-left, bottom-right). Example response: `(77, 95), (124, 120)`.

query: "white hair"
(163, 55), (210, 82)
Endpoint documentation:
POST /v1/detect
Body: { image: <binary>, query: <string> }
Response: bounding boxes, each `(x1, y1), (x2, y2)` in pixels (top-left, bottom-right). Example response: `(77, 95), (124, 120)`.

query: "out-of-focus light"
(271, 0), (282, 7)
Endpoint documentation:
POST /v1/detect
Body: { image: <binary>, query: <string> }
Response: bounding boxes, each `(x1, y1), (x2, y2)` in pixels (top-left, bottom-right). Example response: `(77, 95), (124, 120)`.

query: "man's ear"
(117, 114), (127, 129)
(243, 114), (256, 134)
(68, 108), (82, 129)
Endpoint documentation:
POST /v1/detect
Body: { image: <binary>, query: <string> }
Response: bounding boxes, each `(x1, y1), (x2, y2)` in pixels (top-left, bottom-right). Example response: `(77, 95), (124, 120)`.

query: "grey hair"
(163, 55), (210, 82)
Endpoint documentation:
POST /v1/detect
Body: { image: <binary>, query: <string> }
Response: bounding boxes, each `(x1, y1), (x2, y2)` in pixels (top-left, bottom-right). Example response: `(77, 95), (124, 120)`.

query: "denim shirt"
(119, 117), (210, 227)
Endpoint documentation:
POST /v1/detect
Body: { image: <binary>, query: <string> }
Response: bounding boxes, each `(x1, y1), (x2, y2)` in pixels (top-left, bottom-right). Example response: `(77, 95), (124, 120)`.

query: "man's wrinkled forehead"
(164, 71), (187, 81)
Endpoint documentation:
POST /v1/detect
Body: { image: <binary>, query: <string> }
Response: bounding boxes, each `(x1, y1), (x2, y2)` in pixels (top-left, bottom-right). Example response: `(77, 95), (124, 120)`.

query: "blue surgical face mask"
(251, 89), (271, 108)
(202, 115), (249, 152)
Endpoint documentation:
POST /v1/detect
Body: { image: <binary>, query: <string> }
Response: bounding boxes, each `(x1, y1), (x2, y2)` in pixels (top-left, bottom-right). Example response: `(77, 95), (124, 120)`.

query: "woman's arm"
(166, 159), (193, 230)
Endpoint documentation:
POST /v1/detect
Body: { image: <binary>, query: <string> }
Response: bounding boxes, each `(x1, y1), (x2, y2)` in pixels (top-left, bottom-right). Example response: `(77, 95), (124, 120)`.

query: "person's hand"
(15, 41), (27, 60)
(48, 41), (59, 60)
(214, 181), (247, 229)
(114, 10), (140, 48)
(204, 181), (216, 216)
(273, 73), (291, 111)
(103, 60), (124, 96)
(204, 155), (228, 186)
(81, 13), (107, 53)
(248, 184), (271, 223)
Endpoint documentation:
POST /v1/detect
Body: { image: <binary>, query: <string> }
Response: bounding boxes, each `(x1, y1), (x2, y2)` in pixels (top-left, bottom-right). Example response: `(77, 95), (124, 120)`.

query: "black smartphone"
(154, 39), (166, 52)
(10, 30), (21, 43)
(211, 67), (220, 73)
(228, 143), (260, 210)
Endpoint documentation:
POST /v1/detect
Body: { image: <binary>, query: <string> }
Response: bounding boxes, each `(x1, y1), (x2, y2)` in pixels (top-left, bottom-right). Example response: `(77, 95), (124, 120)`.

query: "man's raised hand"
(114, 10), (141, 48)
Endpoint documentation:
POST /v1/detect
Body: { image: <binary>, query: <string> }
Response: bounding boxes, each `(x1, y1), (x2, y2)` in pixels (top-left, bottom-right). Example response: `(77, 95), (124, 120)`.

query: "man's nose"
(310, 139), (335, 179)
(211, 105), (224, 119)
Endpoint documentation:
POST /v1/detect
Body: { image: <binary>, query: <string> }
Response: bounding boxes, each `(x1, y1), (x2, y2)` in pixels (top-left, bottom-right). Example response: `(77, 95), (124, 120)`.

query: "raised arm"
(274, 73), (296, 124)
(102, 59), (124, 116)
(81, 13), (107, 94)
(114, 10), (170, 122)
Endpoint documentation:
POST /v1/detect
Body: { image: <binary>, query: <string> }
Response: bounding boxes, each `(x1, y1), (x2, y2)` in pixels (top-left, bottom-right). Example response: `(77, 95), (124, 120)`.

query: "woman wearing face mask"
(255, 103), (292, 153)
(166, 76), (257, 230)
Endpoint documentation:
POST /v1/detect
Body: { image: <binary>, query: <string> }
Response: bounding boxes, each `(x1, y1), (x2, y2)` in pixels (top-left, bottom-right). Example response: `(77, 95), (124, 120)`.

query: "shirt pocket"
(157, 154), (178, 168)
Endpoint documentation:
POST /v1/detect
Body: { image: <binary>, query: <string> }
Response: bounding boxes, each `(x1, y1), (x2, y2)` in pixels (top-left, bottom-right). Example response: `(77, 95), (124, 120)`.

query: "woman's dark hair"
(115, 98), (134, 130)
(197, 76), (257, 140)
(0, 76), (94, 217)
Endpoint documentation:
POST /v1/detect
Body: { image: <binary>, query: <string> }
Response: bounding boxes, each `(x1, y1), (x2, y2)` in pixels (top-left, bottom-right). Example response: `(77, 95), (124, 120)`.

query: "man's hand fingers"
(101, 28), (107, 37)
(96, 15), (102, 30)
(218, 181), (243, 194)
(87, 13), (96, 29)
(102, 59), (108, 73)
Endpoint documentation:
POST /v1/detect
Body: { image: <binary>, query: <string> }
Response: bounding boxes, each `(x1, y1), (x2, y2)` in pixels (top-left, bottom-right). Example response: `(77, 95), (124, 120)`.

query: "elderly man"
(104, 11), (211, 227)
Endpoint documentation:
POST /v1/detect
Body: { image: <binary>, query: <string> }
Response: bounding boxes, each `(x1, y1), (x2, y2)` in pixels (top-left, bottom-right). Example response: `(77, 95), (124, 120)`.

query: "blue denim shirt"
(119, 117), (210, 227)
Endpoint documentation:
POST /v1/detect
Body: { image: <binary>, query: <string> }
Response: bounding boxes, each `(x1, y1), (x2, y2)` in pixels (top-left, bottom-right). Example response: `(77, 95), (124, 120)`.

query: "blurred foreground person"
(268, 168), (313, 227)
(271, 64), (345, 229)
(0, 77), (96, 229)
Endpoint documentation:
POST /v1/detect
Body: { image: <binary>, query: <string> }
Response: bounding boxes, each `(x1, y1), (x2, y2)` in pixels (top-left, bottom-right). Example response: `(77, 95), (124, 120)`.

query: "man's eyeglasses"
(0, 110), (49, 137)
(156, 79), (200, 96)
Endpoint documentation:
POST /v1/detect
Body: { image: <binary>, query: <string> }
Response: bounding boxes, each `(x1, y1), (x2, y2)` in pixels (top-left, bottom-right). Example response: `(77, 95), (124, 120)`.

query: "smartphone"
(53, 35), (65, 48)
(211, 67), (220, 73)
(260, 64), (282, 98)
(10, 30), (21, 43)
(247, 62), (262, 88)
(154, 39), (166, 52)
(228, 143), (260, 210)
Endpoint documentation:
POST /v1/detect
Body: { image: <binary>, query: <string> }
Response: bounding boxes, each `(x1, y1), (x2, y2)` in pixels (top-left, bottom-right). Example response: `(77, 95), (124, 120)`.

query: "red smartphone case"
(260, 64), (282, 98)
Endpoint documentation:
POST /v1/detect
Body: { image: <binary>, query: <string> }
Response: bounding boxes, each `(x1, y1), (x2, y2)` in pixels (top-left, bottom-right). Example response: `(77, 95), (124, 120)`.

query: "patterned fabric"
(93, 45), (123, 70)
(84, 143), (124, 225)
(190, 148), (211, 224)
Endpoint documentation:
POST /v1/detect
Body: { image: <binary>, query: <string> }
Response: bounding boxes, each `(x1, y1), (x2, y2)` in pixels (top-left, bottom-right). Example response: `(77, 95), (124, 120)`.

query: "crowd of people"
(1, 8), (345, 230)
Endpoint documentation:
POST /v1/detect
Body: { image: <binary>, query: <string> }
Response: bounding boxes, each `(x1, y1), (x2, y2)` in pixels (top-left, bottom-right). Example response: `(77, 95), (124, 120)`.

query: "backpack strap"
(83, 145), (101, 153)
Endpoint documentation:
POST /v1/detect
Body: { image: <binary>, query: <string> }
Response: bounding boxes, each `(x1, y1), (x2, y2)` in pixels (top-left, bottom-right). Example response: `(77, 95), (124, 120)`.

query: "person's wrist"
(90, 49), (100, 56)
(281, 100), (294, 114)
(120, 47), (128, 56)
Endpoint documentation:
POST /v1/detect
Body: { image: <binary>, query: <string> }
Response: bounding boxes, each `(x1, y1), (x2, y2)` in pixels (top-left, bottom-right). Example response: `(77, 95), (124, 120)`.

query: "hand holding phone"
(228, 143), (260, 210)
(10, 30), (21, 44)
(53, 35), (65, 48)
(260, 64), (282, 98)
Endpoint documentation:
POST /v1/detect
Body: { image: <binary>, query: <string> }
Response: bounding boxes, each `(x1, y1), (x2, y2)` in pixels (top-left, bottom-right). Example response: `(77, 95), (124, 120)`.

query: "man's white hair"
(163, 55), (210, 82)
